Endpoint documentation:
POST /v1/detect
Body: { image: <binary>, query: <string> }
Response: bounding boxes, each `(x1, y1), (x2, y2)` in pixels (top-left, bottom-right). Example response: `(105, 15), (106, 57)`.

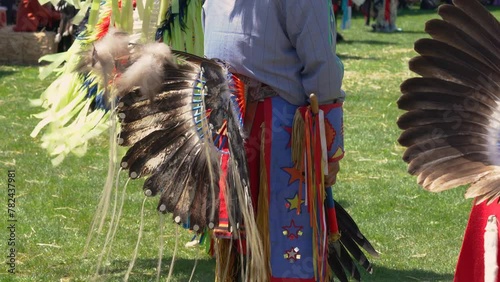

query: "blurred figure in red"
(372, 0), (401, 32)
(13, 0), (60, 32)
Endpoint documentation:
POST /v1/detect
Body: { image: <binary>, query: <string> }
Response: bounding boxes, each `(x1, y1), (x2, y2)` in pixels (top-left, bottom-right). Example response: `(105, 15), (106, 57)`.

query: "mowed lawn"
(1, 6), (499, 282)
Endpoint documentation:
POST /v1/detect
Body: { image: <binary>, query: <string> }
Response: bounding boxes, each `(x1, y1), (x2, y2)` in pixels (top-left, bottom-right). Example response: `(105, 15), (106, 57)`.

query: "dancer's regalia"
(371, 0), (399, 32)
(32, 0), (378, 280)
(397, 1), (500, 281)
(31, 0), (203, 165)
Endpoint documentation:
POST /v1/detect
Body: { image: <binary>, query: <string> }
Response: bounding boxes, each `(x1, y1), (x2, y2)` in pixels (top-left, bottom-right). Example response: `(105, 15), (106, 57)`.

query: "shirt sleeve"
(284, 0), (345, 105)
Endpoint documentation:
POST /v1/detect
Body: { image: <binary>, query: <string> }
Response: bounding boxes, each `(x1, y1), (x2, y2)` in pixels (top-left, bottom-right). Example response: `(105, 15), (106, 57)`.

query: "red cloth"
(384, 0), (391, 22)
(13, 0), (60, 32)
(212, 101), (264, 240)
(455, 200), (500, 282)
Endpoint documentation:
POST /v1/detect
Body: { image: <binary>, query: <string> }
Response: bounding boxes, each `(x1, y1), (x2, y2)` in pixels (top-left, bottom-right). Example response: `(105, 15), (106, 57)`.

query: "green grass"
(1, 6), (499, 282)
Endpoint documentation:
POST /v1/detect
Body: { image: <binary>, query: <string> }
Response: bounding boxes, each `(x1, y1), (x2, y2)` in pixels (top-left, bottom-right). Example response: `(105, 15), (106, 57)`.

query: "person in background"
(13, 0), (60, 32)
(372, 0), (401, 32)
(0, 0), (16, 25)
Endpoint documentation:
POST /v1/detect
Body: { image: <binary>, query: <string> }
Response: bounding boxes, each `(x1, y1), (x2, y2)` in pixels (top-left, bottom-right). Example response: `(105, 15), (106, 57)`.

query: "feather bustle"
(397, 0), (500, 202)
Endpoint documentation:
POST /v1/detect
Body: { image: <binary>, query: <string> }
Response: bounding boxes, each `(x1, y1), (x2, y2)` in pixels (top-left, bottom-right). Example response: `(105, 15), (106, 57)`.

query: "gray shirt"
(202, 0), (345, 105)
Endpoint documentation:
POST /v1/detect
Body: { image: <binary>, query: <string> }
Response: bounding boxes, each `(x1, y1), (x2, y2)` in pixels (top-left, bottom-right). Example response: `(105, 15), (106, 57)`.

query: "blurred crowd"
(0, 0), (498, 50)
(0, 0), (78, 51)
(335, 0), (499, 36)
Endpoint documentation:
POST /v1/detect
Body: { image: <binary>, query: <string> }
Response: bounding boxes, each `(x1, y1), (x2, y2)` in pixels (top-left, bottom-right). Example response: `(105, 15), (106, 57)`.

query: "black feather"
(327, 201), (378, 281)
(335, 201), (379, 258)
(327, 242), (350, 282)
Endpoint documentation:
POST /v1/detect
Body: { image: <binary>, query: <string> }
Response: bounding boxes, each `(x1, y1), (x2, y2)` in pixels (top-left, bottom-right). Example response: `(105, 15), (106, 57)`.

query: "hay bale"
(0, 26), (57, 65)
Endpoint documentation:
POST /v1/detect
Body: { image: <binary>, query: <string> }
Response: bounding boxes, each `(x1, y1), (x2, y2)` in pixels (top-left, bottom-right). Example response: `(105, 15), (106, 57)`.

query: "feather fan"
(83, 39), (249, 231)
(397, 0), (500, 204)
(78, 31), (266, 280)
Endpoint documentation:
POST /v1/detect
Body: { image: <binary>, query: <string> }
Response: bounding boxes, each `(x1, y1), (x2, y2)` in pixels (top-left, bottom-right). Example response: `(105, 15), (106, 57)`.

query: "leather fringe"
(214, 238), (238, 282)
(256, 122), (271, 280)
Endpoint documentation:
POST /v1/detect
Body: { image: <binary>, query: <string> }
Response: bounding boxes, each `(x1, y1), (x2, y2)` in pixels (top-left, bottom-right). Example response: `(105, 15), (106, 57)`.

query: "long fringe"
(124, 196), (148, 281)
(166, 224), (180, 282)
(256, 122), (271, 278)
(291, 109), (305, 169)
(223, 97), (266, 281)
(94, 166), (121, 276)
(85, 99), (120, 273)
(188, 252), (199, 282)
(84, 127), (118, 256)
(103, 177), (131, 268)
(156, 213), (165, 282)
(214, 238), (237, 282)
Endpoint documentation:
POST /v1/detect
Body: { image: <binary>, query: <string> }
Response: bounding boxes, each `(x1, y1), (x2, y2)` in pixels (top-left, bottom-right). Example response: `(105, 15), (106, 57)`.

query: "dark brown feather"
(414, 38), (500, 79)
(397, 109), (490, 131)
(398, 122), (489, 148)
(397, 91), (495, 114)
(424, 19), (500, 69)
(121, 123), (193, 177)
(409, 56), (492, 88)
(327, 243), (349, 282)
(168, 145), (204, 223)
(451, 0), (500, 42)
(113, 44), (255, 232)
(335, 200), (379, 258)
(400, 77), (471, 95)
(186, 151), (219, 230)
(407, 144), (488, 175)
(118, 110), (192, 146)
(148, 133), (199, 206)
(118, 89), (193, 123)
(402, 135), (489, 163)
(438, 5), (500, 58)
